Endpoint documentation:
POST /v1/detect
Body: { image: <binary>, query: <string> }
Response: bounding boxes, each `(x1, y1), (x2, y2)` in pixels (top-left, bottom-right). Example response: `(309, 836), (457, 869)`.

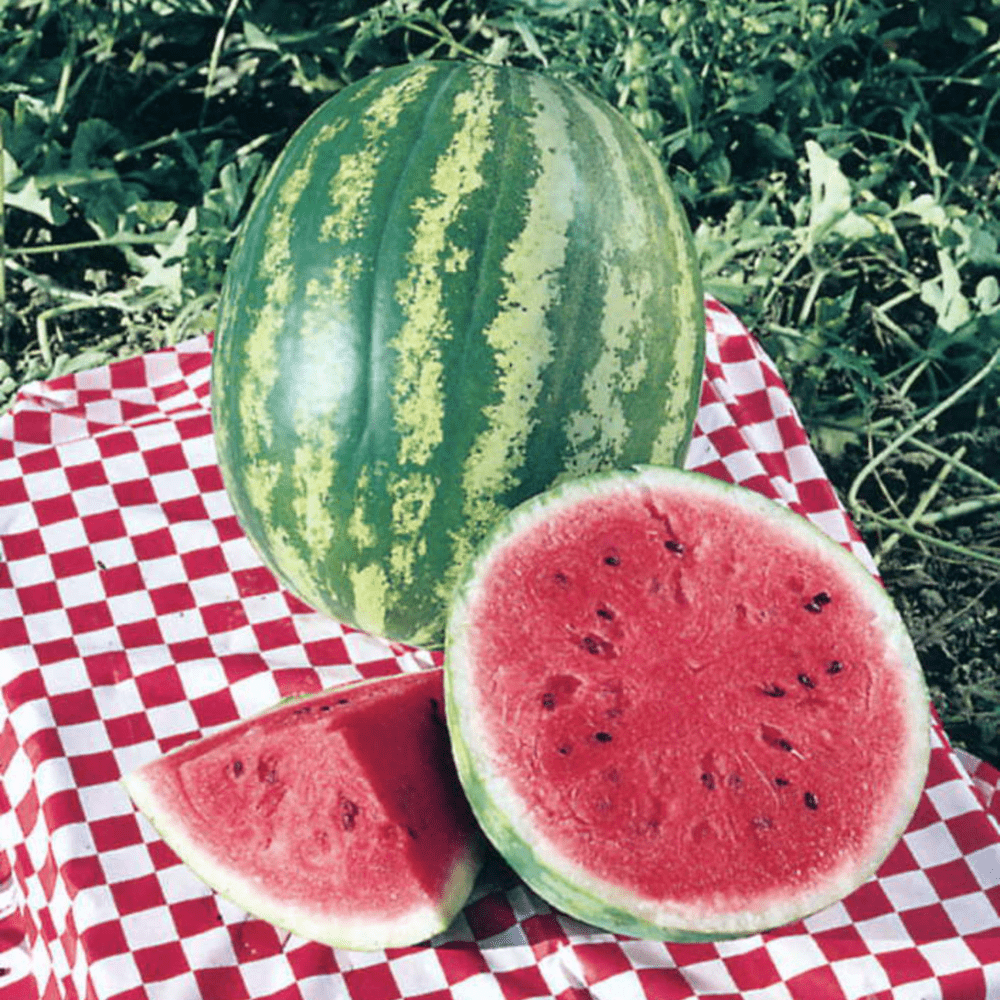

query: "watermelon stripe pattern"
(212, 61), (705, 647)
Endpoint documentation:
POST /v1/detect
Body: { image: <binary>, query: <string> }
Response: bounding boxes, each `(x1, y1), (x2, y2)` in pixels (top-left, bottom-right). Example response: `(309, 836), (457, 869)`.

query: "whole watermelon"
(212, 60), (705, 647)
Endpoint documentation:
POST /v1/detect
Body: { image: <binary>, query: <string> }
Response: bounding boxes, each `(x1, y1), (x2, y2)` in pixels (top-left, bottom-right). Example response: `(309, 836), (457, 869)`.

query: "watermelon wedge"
(445, 466), (931, 941)
(122, 669), (484, 950)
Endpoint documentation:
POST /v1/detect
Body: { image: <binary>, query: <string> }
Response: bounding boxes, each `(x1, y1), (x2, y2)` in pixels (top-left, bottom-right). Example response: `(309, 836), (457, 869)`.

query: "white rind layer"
(445, 465), (931, 941)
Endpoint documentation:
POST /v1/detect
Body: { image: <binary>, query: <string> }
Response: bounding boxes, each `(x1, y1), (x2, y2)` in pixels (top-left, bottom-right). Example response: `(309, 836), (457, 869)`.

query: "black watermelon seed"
(231, 759), (244, 777)
(827, 660), (844, 675)
(664, 540), (685, 554)
(337, 697), (350, 705)
(596, 607), (615, 620)
(804, 791), (819, 810)
(813, 591), (832, 605)
(594, 731), (613, 743)
(804, 601), (822, 613)
(604, 555), (621, 566)
(700, 772), (716, 790)
(557, 744), (572, 756)
(774, 776), (790, 787)
(340, 798), (359, 830)
(761, 724), (794, 752)
(797, 673), (815, 689)
(579, 634), (616, 657)
(554, 571), (570, 588)
(761, 683), (786, 697)
(541, 692), (556, 710)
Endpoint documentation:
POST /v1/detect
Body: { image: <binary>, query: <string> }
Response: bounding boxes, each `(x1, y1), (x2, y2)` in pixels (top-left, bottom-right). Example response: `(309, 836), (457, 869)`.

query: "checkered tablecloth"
(1, 297), (999, 1000)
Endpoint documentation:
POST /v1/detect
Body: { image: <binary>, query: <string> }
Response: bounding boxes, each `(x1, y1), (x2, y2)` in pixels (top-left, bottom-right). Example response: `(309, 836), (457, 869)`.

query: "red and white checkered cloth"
(1, 297), (998, 1000)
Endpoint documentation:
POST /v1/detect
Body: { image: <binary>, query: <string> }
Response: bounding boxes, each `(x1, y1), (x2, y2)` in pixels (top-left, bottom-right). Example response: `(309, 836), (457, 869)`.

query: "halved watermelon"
(445, 466), (931, 940)
(123, 669), (484, 950)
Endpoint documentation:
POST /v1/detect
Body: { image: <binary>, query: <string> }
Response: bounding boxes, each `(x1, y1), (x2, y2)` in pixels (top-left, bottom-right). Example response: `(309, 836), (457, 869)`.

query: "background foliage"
(2, 0), (999, 764)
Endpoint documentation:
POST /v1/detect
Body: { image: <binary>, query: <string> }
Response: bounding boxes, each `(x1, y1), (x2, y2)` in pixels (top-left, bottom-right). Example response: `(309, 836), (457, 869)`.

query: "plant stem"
(908, 439), (1000, 495)
(12, 233), (177, 256)
(847, 347), (1000, 517)
(202, 0), (243, 129)
(919, 495), (1000, 527)
(874, 444), (966, 563)
(858, 508), (1000, 570)
(112, 125), (228, 164)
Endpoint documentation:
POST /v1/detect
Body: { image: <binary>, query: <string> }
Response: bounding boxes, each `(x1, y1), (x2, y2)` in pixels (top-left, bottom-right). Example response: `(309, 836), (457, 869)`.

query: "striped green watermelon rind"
(444, 466), (931, 941)
(122, 670), (485, 951)
(211, 60), (705, 648)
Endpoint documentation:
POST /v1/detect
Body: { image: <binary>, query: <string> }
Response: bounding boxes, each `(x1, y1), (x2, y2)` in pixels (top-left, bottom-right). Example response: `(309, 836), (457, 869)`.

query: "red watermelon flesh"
(123, 669), (484, 950)
(445, 467), (930, 940)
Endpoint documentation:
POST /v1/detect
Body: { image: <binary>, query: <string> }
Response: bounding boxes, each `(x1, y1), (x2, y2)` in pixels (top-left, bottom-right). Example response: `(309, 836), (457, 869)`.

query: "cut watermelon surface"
(123, 669), (484, 950)
(445, 466), (931, 941)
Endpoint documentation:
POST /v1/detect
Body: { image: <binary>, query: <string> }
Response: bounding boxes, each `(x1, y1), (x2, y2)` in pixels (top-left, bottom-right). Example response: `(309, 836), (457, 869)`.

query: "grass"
(2, 0), (999, 766)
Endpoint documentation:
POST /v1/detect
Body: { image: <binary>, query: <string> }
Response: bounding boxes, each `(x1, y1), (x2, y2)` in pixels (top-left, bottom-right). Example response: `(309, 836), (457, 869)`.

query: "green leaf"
(523, 0), (596, 15)
(243, 21), (281, 52)
(813, 424), (862, 461)
(957, 16), (989, 42)
(815, 287), (858, 337)
(216, 153), (264, 225)
(702, 150), (732, 190)
(3, 150), (66, 225)
(133, 208), (197, 302)
(804, 140), (877, 247)
(725, 74), (776, 116)
(975, 276), (999, 313)
(133, 200), (178, 229)
(198, 139), (226, 196)
(76, 176), (136, 240)
(895, 192), (948, 230)
(510, 16), (548, 66)
(967, 226), (1000, 267)
(683, 130), (713, 162)
(9, 95), (52, 165)
(920, 249), (972, 333)
(70, 119), (125, 170)
(753, 122), (795, 161)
